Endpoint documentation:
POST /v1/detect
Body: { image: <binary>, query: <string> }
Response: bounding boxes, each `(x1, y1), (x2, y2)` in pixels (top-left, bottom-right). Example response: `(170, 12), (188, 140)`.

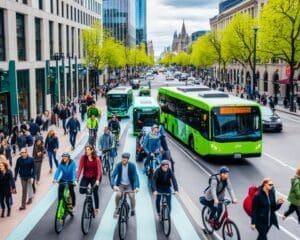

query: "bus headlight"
(211, 144), (219, 151)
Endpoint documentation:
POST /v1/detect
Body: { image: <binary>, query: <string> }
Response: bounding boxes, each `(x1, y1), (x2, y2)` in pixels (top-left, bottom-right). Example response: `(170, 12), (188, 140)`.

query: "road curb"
(275, 108), (300, 117)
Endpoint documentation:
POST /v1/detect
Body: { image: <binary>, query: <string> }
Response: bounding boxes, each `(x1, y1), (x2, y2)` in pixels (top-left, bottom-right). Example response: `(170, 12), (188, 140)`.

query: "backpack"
(204, 174), (227, 195)
(243, 185), (259, 217)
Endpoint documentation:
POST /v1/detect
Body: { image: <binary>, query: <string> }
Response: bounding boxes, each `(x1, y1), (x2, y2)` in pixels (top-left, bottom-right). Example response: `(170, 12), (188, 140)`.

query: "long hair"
(85, 145), (97, 159)
(0, 157), (9, 171)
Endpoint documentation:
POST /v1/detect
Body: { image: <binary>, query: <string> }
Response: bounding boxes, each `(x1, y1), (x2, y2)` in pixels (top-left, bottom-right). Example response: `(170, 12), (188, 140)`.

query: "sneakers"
(131, 210), (135, 216)
(26, 198), (33, 205)
(113, 208), (120, 218)
(95, 208), (100, 215)
(19, 206), (26, 211)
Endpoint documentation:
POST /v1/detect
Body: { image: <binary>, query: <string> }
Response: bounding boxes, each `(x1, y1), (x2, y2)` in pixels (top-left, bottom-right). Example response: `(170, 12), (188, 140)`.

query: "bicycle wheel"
(161, 207), (171, 237)
(118, 205), (128, 240)
(102, 156), (107, 175)
(81, 199), (93, 235)
(201, 206), (214, 234)
(54, 201), (65, 234)
(222, 220), (241, 240)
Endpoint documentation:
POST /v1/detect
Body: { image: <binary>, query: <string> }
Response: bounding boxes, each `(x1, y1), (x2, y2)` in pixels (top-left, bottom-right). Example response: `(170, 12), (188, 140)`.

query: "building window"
(22, 0), (27, 4)
(70, 6), (73, 20)
(66, 4), (69, 19)
(35, 18), (42, 61)
(74, 8), (76, 22)
(16, 13), (26, 61)
(49, 21), (54, 59)
(66, 25), (69, 57)
(61, 1), (64, 17)
(38, 0), (43, 10)
(50, 0), (54, 13)
(71, 27), (74, 56)
(56, 0), (59, 15)
(263, 71), (268, 92)
(17, 70), (30, 122)
(0, 9), (6, 61)
(78, 29), (81, 58)
(58, 23), (62, 53)
(36, 68), (45, 114)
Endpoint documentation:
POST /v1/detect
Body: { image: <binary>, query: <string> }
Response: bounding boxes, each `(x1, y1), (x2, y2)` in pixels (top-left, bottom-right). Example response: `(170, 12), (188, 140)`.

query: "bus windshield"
(107, 94), (127, 110)
(134, 109), (160, 129)
(212, 106), (261, 142)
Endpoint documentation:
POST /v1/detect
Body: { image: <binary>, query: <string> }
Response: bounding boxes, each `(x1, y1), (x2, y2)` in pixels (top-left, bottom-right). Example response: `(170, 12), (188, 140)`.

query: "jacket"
(15, 156), (35, 180)
(98, 133), (113, 151)
(204, 174), (236, 202)
(143, 132), (161, 154)
(87, 118), (98, 129)
(87, 106), (100, 118)
(251, 187), (282, 230)
(32, 143), (45, 162)
(17, 133), (27, 149)
(111, 162), (140, 190)
(66, 118), (81, 133)
(152, 167), (178, 192)
(54, 160), (76, 182)
(76, 155), (102, 181)
(45, 136), (59, 151)
(29, 122), (39, 136)
(108, 120), (120, 132)
(287, 176), (300, 206)
(0, 170), (16, 194)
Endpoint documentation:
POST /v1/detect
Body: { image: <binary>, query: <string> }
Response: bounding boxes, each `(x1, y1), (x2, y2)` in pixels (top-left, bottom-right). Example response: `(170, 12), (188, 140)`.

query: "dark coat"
(66, 118), (81, 133)
(251, 188), (282, 231)
(0, 170), (15, 194)
(45, 136), (59, 151)
(111, 162), (140, 190)
(152, 167), (178, 192)
(15, 156), (35, 180)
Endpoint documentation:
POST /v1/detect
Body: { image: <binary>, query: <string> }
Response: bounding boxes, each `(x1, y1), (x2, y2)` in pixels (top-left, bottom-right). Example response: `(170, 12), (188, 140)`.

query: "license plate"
(234, 154), (242, 159)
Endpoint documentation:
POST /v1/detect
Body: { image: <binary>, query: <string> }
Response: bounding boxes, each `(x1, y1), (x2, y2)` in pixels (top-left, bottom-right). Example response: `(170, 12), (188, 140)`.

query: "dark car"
(131, 79), (140, 89)
(261, 106), (282, 132)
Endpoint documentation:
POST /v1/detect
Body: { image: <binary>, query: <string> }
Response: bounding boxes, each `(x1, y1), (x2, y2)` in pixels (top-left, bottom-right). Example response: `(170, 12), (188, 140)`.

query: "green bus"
(106, 87), (133, 118)
(132, 96), (160, 135)
(158, 86), (262, 159)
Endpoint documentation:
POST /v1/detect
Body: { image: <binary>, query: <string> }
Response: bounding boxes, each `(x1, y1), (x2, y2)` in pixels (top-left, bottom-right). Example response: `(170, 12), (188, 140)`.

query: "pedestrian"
(0, 159), (16, 217)
(79, 99), (87, 122)
(14, 148), (35, 210)
(66, 114), (81, 150)
(42, 110), (50, 131)
(0, 139), (12, 166)
(32, 139), (45, 185)
(59, 105), (69, 135)
(251, 178), (284, 240)
(283, 168), (300, 223)
(28, 119), (39, 139)
(35, 113), (43, 131)
(45, 130), (59, 173)
(52, 103), (61, 128)
(17, 131), (27, 151)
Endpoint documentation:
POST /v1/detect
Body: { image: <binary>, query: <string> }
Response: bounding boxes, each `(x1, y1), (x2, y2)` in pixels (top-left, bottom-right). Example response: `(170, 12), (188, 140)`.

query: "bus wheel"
(189, 136), (194, 151)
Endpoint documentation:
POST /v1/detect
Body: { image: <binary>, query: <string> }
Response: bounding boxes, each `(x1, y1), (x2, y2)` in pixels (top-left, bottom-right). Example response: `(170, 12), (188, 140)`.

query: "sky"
(147, 0), (220, 57)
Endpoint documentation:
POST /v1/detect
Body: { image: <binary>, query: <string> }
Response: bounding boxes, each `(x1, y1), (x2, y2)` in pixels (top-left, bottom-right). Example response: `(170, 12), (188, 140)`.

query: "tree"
(259, 0), (300, 110)
(159, 53), (174, 66)
(172, 52), (190, 70)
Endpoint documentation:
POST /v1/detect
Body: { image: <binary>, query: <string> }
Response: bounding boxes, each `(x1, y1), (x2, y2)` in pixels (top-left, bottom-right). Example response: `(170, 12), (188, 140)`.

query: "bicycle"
(80, 185), (96, 235)
(111, 129), (120, 147)
(54, 182), (74, 234)
(201, 199), (241, 240)
(101, 149), (112, 185)
(147, 153), (160, 188)
(117, 190), (136, 240)
(157, 192), (175, 237)
(88, 128), (97, 147)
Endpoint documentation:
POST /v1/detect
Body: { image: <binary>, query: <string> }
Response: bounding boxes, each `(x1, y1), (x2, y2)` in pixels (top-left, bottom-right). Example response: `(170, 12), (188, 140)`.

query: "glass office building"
(103, 0), (136, 46)
(136, 0), (146, 45)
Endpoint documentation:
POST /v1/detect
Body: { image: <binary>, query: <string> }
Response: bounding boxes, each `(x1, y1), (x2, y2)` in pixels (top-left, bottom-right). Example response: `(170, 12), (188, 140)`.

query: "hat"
(121, 152), (130, 159)
(161, 160), (170, 166)
(62, 152), (70, 158)
(219, 166), (230, 174)
(152, 124), (159, 129)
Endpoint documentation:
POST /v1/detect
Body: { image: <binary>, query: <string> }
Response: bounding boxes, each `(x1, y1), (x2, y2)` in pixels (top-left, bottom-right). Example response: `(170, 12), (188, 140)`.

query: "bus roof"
(107, 87), (132, 95)
(133, 96), (160, 109)
(159, 86), (260, 108)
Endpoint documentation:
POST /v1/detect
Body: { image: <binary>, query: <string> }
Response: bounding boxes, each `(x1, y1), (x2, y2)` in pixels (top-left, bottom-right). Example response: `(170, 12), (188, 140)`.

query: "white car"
(187, 76), (196, 83)
(166, 74), (174, 80)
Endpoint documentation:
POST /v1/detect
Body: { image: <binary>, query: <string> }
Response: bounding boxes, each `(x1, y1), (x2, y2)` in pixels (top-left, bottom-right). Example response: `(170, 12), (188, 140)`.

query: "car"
(174, 71), (181, 79)
(179, 73), (188, 81)
(193, 78), (201, 85)
(261, 106), (282, 132)
(138, 79), (151, 96)
(166, 74), (174, 81)
(130, 79), (140, 89)
(187, 76), (196, 83)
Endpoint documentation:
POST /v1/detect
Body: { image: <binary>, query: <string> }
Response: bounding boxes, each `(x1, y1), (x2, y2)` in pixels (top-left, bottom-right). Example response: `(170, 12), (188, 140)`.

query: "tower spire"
(181, 20), (186, 36)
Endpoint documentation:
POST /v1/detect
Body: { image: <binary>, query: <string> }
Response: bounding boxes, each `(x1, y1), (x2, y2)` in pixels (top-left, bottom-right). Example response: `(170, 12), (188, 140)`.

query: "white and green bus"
(106, 87), (133, 118)
(158, 86), (262, 159)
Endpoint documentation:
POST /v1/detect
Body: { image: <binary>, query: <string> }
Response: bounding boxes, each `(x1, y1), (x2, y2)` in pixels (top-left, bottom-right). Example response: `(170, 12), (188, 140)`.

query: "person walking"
(79, 99), (87, 122)
(9, 126), (19, 155)
(45, 130), (59, 173)
(32, 139), (45, 185)
(111, 153), (140, 217)
(66, 114), (81, 150)
(251, 178), (284, 240)
(59, 105), (69, 135)
(77, 145), (102, 214)
(42, 110), (50, 132)
(0, 160), (16, 217)
(14, 148), (35, 210)
(283, 168), (300, 223)
(28, 119), (39, 139)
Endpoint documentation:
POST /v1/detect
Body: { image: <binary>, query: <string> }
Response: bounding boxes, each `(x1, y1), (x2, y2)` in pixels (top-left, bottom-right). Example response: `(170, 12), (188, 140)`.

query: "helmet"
(219, 166), (230, 174)
(152, 124), (159, 129)
(61, 152), (70, 158)
(161, 160), (170, 166)
(121, 152), (130, 159)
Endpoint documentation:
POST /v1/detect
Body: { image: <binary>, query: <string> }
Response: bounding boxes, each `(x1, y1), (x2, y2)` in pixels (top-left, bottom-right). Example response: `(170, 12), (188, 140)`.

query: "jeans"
(47, 150), (58, 169)
(256, 225), (271, 240)
(34, 160), (42, 182)
(200, 197), (223, 220)
(144, 152), (160, 169)
(62, 119), (67, 134)
(79, 177), (99, 209)
(115, 184), (135, 212)
(156, 189), (172, 214)
(69, 131), (77, 148)
(0, 192), (11, 210)
(20, 179), (33, 207)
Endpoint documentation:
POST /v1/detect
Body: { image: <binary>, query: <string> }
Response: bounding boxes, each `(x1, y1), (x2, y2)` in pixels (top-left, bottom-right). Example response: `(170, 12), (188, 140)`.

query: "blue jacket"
(45, 136), (59, 151)
(143, 132), (161, 154)
(54, 160), (76, 182)
(15, 156), (35, 180)
(111, 162), (140, 190)
(66, 118), (80, 133)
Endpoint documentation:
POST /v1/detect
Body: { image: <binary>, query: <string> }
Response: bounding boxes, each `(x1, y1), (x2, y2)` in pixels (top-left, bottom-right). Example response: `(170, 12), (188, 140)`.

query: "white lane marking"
(278, 114), (300, 124)
(263, 152), (296, 171)
(277, 212), (299, 224)
(169, 137), (299, 240)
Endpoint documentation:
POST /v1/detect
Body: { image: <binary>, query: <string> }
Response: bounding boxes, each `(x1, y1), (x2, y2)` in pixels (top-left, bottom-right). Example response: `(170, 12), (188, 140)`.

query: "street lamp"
(252, 26), (259, 99)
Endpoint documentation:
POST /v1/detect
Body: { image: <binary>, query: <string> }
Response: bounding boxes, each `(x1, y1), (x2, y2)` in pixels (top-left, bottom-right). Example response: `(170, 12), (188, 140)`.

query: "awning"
(278, 79), (298, 84)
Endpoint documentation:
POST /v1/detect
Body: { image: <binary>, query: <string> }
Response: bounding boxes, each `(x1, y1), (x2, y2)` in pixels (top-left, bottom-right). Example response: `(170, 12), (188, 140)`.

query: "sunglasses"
(20, 152), (27, 154)
(161, 164), (169, 167)
(268, 183), (274, 186)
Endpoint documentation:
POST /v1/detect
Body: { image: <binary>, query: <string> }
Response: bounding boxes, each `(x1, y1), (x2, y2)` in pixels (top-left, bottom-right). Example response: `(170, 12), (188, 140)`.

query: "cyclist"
(201, 166), (237, 224)
(108, 115), (121, 145)
(143, 124), (161, 171)
(111, 153), (140, 217)
(77, 145), (102, 215)
(87, 101), (101, 119)
(152, 160), (178, 218)
(87, 115), (99, 145)
(53, 153), (77, 210)
(98, 127), (114, 157)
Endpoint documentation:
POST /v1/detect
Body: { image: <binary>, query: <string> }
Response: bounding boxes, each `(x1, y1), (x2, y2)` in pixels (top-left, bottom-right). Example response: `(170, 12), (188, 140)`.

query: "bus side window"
(166, 96), (176, 116)
(199, 110), (209, 139)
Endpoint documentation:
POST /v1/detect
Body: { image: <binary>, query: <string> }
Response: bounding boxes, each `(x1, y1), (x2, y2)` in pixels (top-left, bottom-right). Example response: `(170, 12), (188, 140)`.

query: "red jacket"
(76, 155), (102, 181)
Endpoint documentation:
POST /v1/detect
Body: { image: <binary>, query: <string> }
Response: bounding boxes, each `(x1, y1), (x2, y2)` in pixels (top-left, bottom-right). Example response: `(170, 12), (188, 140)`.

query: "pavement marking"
(263, 152), (296, 171)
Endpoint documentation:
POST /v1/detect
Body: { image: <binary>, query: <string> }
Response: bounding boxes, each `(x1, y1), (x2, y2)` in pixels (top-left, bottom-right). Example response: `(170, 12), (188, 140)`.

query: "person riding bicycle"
(98, 126), (114, 158)
(111, 153), (140, 217)
(87, 114), (98, 141)
(143, 124), (161, 171)
(108, 115), (121, 144)
(201, 166), (237, 224)
(77, 145), (102, 215)
(53, 153), (77, 210)
(152, 160), (178, 218)
(87, 101), (101, 119)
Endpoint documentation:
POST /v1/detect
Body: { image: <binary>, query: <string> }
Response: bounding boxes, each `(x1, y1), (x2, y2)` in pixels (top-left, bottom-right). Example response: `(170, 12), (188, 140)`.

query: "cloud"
(147, 0), (218, 56)
(161, 0), (220, 8)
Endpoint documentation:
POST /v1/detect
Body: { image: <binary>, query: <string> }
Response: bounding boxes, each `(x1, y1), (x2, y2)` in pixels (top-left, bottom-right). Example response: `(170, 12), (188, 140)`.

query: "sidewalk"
(0, 96), (106, 240)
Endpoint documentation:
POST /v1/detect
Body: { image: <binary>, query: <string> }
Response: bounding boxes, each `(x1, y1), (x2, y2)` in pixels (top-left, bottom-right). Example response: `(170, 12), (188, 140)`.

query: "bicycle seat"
(222, 199), (231, 206)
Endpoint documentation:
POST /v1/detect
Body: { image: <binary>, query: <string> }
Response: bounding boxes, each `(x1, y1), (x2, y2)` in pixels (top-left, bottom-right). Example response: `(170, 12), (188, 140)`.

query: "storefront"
(17, 70), (30, 122)
(0, 92), (11, 135)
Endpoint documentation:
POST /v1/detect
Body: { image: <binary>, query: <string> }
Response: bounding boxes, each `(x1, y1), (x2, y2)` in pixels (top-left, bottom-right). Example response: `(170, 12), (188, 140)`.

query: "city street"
(4, 75), (299, 240)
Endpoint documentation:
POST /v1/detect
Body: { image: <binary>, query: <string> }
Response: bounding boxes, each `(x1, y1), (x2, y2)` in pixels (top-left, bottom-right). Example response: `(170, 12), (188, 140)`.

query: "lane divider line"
(263, 152), (296, 171)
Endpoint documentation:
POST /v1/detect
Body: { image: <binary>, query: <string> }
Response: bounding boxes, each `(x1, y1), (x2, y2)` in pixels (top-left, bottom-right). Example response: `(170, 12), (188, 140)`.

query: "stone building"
(171, 21), (191, 53)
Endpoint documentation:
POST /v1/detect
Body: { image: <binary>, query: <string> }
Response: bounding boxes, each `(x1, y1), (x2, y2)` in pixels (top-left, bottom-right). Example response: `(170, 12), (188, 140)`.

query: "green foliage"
(171, 52), (190, 66)
(159, 53), (174, 66)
